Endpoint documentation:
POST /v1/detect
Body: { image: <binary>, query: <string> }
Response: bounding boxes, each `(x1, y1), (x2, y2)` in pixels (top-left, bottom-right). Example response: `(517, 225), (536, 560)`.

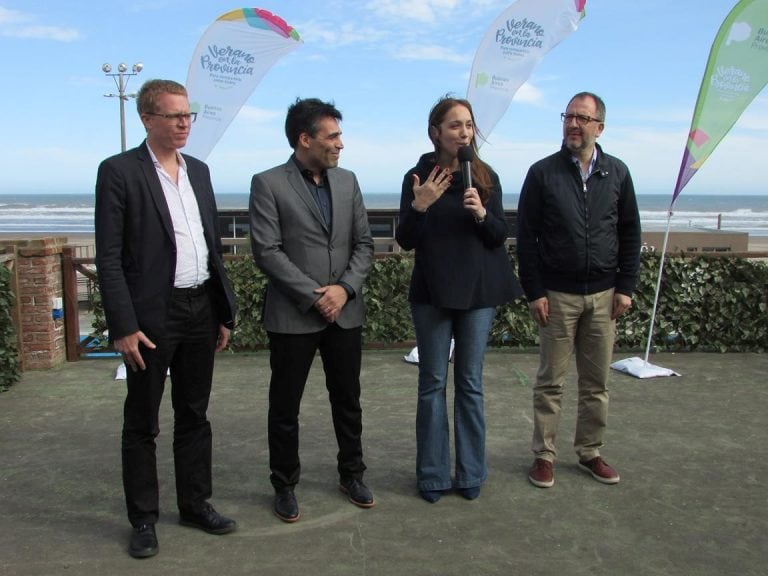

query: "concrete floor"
(1, 350), (766, 575)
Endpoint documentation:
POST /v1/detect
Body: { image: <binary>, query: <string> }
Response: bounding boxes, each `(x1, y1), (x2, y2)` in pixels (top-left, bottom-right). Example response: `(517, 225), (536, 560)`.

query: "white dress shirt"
(147, 144), (210, 288)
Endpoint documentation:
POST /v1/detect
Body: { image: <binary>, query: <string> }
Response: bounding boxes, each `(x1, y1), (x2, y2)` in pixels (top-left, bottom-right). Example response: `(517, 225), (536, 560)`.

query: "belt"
(172, 281), (209, 298)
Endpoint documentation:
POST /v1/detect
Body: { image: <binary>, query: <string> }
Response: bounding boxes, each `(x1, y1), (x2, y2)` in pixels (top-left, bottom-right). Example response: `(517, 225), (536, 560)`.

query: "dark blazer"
(95, 141), (236, 342)
(249, 157), (374, 334)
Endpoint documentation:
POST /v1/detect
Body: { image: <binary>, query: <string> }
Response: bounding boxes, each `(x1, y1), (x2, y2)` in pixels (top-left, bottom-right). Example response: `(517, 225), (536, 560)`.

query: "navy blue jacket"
(396, 152), (522, 310)
(516, 143), (641, 301)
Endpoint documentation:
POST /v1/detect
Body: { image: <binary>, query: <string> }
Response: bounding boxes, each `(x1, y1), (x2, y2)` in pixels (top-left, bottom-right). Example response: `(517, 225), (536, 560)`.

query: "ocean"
(2, 192), (768, 237)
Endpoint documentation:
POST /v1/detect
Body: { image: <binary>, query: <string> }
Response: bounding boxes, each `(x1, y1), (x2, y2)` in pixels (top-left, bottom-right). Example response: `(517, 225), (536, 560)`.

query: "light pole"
(102, 62), (143, 152)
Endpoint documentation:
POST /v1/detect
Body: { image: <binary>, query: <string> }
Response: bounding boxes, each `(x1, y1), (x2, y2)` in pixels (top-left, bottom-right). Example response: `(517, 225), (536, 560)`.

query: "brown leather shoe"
(578, 457), (620, 484)
(528, 458), (554, 488)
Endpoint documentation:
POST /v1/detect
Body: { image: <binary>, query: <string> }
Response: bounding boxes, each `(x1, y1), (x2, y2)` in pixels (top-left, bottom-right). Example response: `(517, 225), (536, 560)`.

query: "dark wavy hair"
(285, 97), (343, 149)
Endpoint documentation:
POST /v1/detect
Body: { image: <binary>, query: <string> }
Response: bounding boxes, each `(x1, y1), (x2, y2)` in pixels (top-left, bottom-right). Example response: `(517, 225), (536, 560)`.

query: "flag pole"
(610, 0), (768, 379)
(642, 207), (673, 365)
(609, 205), (680, 378)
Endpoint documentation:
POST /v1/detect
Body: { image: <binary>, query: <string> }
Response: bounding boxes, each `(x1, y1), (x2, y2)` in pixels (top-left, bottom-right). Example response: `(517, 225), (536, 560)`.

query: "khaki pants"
(531, 288), (616, 462)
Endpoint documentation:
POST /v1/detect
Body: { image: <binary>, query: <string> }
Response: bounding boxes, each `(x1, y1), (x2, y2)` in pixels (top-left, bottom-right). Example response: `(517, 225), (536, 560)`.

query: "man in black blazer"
(95, 79), (237, 559)
(249, 98), (374, 523)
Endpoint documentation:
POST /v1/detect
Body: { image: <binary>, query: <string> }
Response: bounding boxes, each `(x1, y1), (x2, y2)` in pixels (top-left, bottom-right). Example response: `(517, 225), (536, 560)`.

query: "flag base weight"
(610, 357), (680, 379)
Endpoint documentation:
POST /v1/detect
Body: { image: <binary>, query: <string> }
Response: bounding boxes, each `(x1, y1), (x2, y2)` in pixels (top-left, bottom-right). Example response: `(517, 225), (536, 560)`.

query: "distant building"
(218, 209), (748, 256)
(641, 226), (748, 254)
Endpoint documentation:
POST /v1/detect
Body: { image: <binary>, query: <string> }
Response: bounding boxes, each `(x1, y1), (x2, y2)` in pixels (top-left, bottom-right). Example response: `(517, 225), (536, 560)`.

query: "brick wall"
(2, 238), (67, 370)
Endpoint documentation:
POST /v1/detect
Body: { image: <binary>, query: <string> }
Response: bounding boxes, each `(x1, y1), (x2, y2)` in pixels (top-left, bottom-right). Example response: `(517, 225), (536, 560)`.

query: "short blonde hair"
(136, 79), (187, 115)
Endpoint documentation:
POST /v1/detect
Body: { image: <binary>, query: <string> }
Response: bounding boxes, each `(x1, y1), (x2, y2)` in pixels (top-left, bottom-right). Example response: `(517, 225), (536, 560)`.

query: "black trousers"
(122, 286), (218, 527)
(267, 324), (366, 490)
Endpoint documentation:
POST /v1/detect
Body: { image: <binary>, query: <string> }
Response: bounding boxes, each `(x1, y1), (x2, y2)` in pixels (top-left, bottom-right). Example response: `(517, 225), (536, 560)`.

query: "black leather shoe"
(129, 524), (158, 559)
(339, 478), (375, 508)
(273, 487), (300, 523)
(179, 502), (237, 535)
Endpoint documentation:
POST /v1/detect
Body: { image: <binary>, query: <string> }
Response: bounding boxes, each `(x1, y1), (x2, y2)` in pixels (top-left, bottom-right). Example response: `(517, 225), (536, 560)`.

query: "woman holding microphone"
(396, 96), (522, 503)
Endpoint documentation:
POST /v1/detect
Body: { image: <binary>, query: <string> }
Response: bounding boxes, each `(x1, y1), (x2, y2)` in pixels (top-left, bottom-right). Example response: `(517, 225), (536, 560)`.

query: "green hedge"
(0, 264), (20, 391)
(617, 253), (768, 352)
(220, 252), (768, 353)
(1, 251), (765, 390)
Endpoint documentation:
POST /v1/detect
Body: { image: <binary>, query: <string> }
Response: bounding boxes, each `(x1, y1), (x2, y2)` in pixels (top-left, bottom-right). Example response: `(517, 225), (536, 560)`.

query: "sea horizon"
(2, 192), (768, 237)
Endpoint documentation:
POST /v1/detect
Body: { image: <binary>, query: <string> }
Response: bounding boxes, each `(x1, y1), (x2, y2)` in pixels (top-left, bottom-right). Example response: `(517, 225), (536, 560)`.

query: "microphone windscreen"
(457, 146), (476, 163)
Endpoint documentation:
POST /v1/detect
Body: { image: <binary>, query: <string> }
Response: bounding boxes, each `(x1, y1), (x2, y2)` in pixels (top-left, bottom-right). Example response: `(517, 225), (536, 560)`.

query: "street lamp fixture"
(102, 62), (143, 152)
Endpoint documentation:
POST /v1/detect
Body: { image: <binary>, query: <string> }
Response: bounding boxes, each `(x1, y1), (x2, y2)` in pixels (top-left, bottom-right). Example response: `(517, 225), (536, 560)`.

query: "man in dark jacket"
(516, 91), (641, 489)
(96, 79), (237, 558)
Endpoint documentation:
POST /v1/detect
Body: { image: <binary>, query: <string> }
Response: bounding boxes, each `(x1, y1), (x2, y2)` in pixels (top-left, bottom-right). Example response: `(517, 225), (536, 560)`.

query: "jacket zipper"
(583, 178), (591, 292)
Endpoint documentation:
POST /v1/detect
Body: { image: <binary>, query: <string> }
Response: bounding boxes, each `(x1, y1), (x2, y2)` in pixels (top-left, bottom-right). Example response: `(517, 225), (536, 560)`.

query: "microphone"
(457, 145), (475, 190)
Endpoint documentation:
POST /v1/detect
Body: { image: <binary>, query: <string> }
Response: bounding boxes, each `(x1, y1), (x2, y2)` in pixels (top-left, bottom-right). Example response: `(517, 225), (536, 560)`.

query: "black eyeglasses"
(561, 113), (602, 126)
(146, 112), (197, 123)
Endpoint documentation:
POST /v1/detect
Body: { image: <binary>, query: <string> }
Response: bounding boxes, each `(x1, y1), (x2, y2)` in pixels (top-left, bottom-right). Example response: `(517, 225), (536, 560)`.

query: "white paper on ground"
(402, 339), (455, 365)
(611, 357), (681, 379)
(114, 363), (170, 380)
(403, 346), (419, 364)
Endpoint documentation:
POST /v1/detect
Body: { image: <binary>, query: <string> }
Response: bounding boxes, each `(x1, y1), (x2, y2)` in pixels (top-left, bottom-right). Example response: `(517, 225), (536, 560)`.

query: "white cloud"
(236, 106), (283, 124)
(395, 43), (469, 63)
(476, 134), (553, 189)
(126, 0), (183, 13)
(366, 0), (460, 24)
(467, 0), (507, 7)
(339, 134), (426, 195)
(600, 121), (768, 195)
(512, 82), (545, 105)
(0, 6), (80, 41)
(0, 6), (27, 24)
(5, 25), (79, 41)
(293, 20), (389, 48)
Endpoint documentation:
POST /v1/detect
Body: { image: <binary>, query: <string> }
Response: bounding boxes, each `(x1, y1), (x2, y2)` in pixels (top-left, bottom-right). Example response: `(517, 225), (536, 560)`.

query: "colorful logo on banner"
(184, 8), (302, 160)
(467, 0), (586, 143)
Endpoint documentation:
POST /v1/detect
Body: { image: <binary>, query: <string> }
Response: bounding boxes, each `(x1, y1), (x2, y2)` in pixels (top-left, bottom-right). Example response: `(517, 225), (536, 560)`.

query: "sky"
(0, 0), (766, 199)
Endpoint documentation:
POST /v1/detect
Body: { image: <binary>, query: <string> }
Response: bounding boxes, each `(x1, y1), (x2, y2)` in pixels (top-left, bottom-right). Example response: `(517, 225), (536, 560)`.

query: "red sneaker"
(528, 458), (554, 488)
(578, 457), (620, 484)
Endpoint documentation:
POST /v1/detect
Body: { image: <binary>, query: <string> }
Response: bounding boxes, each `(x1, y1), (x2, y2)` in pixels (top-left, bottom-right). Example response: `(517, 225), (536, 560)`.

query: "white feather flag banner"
(467, 0), (586, 144)
(184, 8), (302, 160)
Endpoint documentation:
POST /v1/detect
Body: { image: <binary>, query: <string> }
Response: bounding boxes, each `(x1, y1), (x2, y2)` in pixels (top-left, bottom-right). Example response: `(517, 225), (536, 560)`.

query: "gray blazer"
(249, 158), (374, 334)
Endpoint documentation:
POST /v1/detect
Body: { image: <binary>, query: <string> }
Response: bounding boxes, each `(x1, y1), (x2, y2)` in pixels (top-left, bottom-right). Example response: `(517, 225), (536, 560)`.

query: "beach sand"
(749, 238), (768, 252)
(2, 233), (768, 253)
(0, 232), (95, 244)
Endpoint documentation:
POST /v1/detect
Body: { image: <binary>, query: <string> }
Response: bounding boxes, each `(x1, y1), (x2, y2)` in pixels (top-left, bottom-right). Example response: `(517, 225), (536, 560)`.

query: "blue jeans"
(411, 303), (496, 491)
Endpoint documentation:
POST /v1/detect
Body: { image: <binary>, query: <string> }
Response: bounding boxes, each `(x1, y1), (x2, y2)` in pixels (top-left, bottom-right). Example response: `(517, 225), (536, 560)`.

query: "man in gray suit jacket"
(249, 98), (374, 523)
